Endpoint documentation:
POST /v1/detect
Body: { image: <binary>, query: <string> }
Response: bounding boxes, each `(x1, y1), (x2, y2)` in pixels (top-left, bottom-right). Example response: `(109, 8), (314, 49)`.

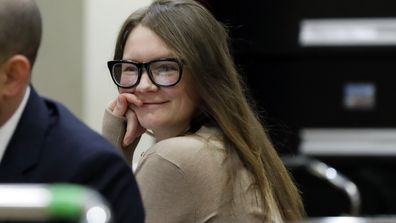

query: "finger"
(123, 110), (146, 146)
(113, 95), (128, 116)
(107, 97), (117, 112)
(122, 93), (143, 107)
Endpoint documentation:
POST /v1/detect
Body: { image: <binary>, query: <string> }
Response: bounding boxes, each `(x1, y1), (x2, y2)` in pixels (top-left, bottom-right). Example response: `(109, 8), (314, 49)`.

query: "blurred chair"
(282, 155), (361, 217)
(0, 183), (111, 223)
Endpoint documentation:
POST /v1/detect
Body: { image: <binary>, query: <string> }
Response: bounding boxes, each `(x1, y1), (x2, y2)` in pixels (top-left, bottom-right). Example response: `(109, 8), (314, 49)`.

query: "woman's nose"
(135, 69), (157, 92)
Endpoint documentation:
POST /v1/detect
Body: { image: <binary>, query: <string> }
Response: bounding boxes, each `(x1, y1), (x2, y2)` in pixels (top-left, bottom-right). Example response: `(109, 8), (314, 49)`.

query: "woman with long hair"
(102, 0), (304, 222)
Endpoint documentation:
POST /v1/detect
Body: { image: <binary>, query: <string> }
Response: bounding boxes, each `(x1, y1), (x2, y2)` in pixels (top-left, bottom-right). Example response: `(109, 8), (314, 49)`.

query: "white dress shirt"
(0, 87), (31, 164)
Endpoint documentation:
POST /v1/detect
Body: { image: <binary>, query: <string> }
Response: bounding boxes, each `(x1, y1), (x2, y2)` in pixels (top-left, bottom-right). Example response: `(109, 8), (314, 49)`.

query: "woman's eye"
(123, 66), (138, 72)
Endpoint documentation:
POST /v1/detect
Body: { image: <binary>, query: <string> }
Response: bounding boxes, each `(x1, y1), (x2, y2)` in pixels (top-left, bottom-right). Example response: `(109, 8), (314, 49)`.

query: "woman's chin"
(139, 119), (163, 131)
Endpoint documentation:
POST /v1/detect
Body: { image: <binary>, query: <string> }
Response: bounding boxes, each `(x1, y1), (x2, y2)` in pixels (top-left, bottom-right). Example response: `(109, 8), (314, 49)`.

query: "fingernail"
(123, 138), (130, 146)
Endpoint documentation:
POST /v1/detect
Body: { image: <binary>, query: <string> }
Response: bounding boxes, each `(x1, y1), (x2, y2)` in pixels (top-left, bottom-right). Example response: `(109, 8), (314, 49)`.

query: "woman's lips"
(141, 101), (168, 108)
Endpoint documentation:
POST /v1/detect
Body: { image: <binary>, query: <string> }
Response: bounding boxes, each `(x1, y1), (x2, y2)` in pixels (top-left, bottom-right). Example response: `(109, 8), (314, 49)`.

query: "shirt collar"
(0, 86), (31, 163)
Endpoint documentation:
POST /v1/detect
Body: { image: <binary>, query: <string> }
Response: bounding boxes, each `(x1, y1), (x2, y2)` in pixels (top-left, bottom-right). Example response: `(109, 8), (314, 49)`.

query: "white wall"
(33, 0), (154, 167)
(33, 0), (83, 117)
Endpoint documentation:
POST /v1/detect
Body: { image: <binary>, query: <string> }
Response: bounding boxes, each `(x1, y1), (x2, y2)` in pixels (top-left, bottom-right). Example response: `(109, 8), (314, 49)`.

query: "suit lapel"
(0, 87), (50, 181)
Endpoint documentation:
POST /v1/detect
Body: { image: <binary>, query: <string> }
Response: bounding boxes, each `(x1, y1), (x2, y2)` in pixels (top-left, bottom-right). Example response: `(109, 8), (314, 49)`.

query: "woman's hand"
(108, 94), (145, 147)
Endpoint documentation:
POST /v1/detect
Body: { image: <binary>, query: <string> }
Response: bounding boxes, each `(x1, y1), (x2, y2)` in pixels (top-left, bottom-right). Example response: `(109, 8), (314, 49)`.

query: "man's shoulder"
(42, 97), (120, 157)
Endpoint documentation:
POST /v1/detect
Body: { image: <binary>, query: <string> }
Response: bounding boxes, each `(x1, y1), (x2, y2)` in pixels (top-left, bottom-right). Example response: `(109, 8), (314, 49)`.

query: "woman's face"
(119, 24), (198, 140)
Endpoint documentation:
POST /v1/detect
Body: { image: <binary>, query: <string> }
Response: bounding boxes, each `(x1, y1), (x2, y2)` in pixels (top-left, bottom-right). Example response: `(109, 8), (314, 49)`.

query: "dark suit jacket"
(0, 87), (144, 223)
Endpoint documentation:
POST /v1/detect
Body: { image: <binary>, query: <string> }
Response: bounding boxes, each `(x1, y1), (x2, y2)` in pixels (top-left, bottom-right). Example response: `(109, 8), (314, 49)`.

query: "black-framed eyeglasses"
(107, 58), (184, 88)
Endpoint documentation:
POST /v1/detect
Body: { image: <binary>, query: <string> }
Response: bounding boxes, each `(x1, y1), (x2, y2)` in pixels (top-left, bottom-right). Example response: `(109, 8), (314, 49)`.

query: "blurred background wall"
(204, 0), (396, 216)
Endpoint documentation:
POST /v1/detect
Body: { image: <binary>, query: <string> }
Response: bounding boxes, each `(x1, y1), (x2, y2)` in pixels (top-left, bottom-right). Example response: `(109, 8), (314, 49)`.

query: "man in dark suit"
(0, 0), (144, 222)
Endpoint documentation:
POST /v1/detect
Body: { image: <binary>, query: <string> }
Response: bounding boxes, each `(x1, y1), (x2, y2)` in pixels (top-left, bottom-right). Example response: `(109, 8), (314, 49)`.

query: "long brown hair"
(113, 0), (305, 221)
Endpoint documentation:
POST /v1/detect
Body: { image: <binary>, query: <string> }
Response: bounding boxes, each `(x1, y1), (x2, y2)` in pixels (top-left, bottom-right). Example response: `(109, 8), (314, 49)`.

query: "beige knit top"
(102, 109), (282, 223)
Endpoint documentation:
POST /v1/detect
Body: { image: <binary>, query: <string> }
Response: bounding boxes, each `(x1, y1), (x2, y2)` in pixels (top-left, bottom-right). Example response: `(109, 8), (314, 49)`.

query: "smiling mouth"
(141, 101), (168, 107)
